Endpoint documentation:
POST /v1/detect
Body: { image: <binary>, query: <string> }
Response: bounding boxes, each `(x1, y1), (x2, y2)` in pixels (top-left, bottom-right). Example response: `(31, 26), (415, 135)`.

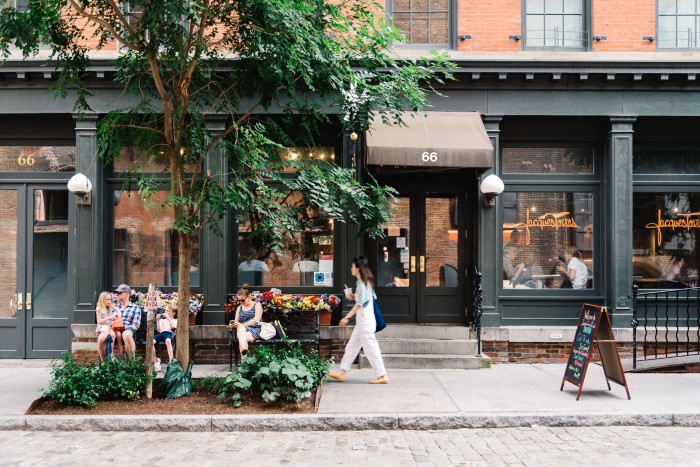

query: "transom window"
(388, 0), (452, 48)
(658, 0), (700, 49)
(524, 0), (587, 49)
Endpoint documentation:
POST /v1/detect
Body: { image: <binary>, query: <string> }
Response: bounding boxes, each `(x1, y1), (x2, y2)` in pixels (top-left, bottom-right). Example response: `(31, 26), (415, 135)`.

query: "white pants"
(339, 302), (386, 377)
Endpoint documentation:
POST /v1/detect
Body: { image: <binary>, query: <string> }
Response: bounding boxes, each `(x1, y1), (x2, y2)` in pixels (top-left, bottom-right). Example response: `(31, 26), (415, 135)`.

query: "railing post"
(472, 267), (483, 357)
(631, 285), (638, 369)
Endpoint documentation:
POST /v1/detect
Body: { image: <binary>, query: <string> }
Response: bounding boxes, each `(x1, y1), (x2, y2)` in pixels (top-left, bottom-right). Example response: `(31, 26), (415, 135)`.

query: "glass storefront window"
(502, 148), (593, 174)
(633, 192), (700, 289)
(502, 191), (594, 290)
(633, 147), (700, 174)
(0, 146), (75, 173)
(237, 191), (334, 287)
(278, 147), (336, 173)
(113, 147), (197, 173)
(113, 190), (200, 287)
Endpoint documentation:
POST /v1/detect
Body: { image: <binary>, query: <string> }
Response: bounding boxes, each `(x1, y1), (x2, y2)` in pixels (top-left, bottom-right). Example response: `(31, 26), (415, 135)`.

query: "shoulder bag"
(259, 321), (277, 340)
(373, 295), (387, 333)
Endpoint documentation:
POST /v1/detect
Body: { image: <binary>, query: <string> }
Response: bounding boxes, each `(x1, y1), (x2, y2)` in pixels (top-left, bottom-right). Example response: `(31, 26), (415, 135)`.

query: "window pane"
(394, 0), (410, 11)
(633, 192), (700, 289)
(563, 15), (584, 47)
(393, 12), (412, 43)
(634, 147), (700, 174)
(678, 0), (695, 14)
(413, 0), (430, 10)
(658, 16), (679, 47)
(0, 146), (76, 173)
(0, 190), (18, 319)
(430, 12), (449, 44)
(502, 147), (594, 174)
(545, 0), (563, 14)
(237, 191), (334, 288)
(377, 197), (410, 288)
(502, 192), (594, 290)
(411, 13), (430, 43)
(527, 0), (545, 14)
(544, 15), (564, 46)
(432, 0), (449, 10)
(659, 0), (677, 15)
(526, 15), (546, 46)
(113, 190), (200, 288)
(425, 193), (458, 288)
(563, 0), (582, 14)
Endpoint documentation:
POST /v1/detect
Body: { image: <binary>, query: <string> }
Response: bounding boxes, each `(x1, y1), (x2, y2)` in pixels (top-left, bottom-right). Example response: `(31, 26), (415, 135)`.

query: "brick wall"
(591, 0), (656, 52)
(484, 340), (637, 363)
(459, 0), (523, 52)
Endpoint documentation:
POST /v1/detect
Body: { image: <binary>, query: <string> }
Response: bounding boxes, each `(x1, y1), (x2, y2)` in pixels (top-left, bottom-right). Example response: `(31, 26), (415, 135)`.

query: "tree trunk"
(174, 231), (193, 371)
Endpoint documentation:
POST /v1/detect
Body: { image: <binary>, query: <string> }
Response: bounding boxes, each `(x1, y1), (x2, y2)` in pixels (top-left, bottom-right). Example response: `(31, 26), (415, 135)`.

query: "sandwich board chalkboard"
(560, 304), (631, 401)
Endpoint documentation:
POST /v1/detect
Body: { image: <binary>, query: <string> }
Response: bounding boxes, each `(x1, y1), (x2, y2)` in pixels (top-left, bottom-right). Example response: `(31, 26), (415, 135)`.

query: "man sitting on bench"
(153, 303), (177, 371)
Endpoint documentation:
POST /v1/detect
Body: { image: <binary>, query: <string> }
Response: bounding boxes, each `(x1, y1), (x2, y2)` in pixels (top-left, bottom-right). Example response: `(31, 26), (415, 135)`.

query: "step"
(377, 325), (472, 340)
(376, 338), (479, 355)
(360, 353), (491, 370)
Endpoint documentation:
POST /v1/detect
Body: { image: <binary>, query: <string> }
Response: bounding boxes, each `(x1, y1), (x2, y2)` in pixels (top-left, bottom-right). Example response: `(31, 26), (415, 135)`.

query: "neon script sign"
(645, 209), (700, 246)
(524, 211), (579, 245)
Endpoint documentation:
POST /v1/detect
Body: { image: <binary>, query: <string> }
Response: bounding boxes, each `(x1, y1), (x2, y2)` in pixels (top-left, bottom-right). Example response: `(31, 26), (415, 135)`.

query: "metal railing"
(631, 285), (700, 369)
(471, 265), (483, 357)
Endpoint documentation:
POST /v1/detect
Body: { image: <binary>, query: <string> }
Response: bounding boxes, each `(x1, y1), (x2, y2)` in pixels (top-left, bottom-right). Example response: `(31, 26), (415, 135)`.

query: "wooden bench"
(228, 307), (320, 369)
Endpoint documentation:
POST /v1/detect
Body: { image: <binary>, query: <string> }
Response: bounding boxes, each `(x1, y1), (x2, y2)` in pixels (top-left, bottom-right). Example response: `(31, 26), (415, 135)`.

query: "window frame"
(499, 141), (602, 296)
(386, 0), (457, 50)
(522, 0), (591, 51)
(657, 0), (700, 50)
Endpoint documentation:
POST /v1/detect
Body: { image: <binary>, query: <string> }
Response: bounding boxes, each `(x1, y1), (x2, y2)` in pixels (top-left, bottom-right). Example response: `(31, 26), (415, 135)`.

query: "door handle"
(26, 293), (32, 310)
(16, 293), (23, 310)
(410, 256), (416, 273)
(420, 256), (425, 273)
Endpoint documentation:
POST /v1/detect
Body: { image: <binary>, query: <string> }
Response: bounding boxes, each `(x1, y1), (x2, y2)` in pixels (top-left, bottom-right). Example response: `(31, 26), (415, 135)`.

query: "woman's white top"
(567, 257), (589, 289)
(354, 279), (377, 333)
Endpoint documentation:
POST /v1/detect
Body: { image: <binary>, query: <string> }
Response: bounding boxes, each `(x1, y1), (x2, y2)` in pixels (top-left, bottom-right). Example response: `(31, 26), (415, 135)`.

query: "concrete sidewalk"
(1, 360), (699, 431)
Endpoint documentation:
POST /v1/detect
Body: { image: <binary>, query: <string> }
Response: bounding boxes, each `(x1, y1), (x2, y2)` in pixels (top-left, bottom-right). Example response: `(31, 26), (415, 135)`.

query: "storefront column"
(478, 115), (502, 326)
(606, 116), (636, 327)
(71, 114), (104, 323)
(201, 116), (228, 324)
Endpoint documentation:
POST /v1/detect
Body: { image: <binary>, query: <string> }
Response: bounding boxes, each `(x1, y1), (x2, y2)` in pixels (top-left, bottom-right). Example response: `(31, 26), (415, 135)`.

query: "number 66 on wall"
(421, 151), (438, 162)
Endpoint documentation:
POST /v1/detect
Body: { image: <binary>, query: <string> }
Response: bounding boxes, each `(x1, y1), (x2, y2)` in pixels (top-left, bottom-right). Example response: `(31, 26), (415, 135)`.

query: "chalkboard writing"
(563, 305), (600, 385)
(561, 304), (631, 400)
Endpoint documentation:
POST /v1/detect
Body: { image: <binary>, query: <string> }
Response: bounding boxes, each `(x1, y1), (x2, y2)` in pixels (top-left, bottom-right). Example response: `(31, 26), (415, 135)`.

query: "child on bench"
(153, 303), (177, 371)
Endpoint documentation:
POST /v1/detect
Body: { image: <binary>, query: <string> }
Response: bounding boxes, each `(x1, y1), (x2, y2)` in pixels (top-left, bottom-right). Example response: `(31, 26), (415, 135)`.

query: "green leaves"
(42, 353), (152, 407)
(218, 343), (331, 406)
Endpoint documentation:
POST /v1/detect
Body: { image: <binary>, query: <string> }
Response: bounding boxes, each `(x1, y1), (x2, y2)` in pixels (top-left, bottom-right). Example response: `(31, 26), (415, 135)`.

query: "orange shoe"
(369, 375), (389, 384)
(328, 372), (346, 382)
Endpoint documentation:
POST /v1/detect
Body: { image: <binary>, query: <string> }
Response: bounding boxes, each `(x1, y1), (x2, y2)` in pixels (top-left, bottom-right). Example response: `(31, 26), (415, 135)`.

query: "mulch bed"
(27, 382), (317, 415)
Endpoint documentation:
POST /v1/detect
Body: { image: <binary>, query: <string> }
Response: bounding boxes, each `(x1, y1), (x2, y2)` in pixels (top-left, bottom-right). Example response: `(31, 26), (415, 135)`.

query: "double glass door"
(372, 183), (470, 323)
(0, 185), (70, 358)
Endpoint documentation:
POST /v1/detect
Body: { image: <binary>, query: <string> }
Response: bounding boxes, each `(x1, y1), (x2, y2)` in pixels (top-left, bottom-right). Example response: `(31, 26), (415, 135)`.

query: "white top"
(293, 260), (319, 272)
(567, 257), (589, 289)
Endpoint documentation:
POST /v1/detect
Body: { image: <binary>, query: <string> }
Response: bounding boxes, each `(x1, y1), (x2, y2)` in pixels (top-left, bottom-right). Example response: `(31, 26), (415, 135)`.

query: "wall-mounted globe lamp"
(67, 173), (93, 206)
(479, 174), (504, 208)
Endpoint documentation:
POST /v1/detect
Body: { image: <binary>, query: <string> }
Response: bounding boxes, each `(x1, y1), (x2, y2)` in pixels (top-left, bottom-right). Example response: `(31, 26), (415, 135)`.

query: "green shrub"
(218, 343), (332, 406)
(42, 353), (151, 407)
(194, 375), (227, 395)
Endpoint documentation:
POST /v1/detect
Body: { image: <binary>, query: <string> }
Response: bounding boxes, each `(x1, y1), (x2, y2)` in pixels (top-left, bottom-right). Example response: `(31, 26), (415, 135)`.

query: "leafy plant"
(218, 372), (252, 408)
(194, 375), (227, 395)
(42, 353), (151, 407)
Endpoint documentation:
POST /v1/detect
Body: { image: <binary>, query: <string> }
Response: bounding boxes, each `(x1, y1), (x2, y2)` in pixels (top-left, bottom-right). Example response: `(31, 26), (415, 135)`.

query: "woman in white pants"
(329, 255), (389, 384)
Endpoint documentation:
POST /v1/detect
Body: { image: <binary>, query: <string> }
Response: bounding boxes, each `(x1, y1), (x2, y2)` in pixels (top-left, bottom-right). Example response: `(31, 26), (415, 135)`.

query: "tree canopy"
(0, 0), (453, 369)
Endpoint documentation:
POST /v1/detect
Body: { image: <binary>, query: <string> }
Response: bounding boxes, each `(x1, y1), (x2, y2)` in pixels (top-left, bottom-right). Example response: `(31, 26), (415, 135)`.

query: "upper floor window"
(1, 1), (28, 12)
(524, 0), (588, 50)
(658, 0), (700, 49)
(388, 0), (453, 48)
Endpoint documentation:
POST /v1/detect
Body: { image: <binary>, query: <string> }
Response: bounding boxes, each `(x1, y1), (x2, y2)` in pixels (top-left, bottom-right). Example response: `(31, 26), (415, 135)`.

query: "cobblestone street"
(1, 426), (699, 466)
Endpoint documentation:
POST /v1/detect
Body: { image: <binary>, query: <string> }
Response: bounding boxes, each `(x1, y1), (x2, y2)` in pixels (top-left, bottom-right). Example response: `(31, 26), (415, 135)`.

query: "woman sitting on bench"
(228, 284), (263, 359)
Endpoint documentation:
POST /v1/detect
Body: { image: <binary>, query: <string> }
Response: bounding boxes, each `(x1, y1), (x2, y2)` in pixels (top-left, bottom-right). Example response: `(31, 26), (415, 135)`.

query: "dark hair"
(353, 255), (375, 288)
(237, 284), (251, 297)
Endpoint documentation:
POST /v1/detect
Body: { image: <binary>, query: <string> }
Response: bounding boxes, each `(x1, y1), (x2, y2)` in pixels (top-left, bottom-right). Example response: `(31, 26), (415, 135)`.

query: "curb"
(2, 413), (700, 432)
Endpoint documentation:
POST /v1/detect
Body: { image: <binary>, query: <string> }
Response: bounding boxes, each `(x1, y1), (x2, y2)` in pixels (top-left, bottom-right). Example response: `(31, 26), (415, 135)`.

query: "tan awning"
(365, 111), (494, 168)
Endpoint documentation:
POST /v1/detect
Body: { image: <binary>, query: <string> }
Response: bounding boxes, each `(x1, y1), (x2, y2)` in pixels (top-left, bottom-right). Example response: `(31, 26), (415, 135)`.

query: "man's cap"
(113, 284), (131, 293)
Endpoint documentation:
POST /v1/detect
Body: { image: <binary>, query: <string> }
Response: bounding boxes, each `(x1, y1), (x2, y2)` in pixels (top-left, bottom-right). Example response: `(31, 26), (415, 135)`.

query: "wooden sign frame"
(560, 304), (631, 401)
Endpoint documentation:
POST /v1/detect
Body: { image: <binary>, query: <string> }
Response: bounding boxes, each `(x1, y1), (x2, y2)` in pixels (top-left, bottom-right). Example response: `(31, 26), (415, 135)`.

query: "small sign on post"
(561, 304), (631, 400)
(144, 283), (159, 398)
